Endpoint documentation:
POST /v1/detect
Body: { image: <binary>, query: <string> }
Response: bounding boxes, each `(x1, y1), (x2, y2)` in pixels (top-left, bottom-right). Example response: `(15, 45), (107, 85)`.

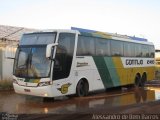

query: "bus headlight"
(38, 81), (52, 87)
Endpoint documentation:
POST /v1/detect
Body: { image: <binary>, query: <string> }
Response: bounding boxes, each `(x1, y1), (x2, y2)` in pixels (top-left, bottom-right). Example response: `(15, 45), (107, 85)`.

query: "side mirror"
(46, 43), (58, 58)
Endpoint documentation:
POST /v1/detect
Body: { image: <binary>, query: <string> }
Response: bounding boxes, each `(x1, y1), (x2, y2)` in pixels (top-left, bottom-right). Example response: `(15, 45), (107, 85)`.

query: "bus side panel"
(93, 57), (155, 89)
(93, 56), (122, 88)
(113, 57), (155, 85)
(112, 57), (128, 86)
(75, 56), (105, 91)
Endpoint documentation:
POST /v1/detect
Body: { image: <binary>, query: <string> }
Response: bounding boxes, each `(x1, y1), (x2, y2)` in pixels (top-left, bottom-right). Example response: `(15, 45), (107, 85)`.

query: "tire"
(135, 74), (141, 87)
(141, 73), (147, 87)
(76, 79), (89, 97)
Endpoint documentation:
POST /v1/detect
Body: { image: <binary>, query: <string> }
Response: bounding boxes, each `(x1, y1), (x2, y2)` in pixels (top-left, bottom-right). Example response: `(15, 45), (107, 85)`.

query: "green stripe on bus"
(103, 57), (120, 86)
(93, 56), (114, 88)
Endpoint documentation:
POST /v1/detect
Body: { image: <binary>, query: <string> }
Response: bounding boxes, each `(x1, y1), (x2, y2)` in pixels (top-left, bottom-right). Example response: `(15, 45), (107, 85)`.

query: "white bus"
(13, 27), (155, 98)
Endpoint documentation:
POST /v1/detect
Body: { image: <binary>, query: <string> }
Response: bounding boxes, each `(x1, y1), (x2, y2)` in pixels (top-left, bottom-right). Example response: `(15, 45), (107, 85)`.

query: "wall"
(0, 44), (16, 81)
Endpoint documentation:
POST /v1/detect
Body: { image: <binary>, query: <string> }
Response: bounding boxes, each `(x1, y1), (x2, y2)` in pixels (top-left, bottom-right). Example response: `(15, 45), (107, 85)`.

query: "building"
(0, 25), (36, 80)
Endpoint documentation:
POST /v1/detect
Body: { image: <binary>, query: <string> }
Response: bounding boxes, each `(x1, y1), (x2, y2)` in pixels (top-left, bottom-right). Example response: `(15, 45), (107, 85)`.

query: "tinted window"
(111, 40), (123, 56)
(135, 44), (142, 57)
(124, 42), (135, 57)
(148, 45), (155, 58)
(141, 45), (149, 57)
(96, 38), (110, 56)
(20, 33), (56, 45)
(53, 33), (75, 80)
(77, 36), (95, 56)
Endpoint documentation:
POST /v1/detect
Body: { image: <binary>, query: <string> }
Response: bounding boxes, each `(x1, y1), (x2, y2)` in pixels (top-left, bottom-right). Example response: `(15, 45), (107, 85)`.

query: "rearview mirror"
(46, 43), (58, 58)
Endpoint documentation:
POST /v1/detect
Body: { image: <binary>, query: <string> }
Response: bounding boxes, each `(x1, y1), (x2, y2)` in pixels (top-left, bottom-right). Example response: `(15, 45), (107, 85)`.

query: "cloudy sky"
(0, 0), (160, 49)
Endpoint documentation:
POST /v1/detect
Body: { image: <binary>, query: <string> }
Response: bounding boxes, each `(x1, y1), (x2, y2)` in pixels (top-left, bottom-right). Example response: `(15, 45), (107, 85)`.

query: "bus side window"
(77, 35), (95, 56)
(135, 44), (142, 57)
(96, 38), (110, 56)
(124, 42), (135, 57)
(141, 45), (149, 57)
(54, 46), (67, 71)
(111, 40), (123, 56)
(149, 45), (155, 58)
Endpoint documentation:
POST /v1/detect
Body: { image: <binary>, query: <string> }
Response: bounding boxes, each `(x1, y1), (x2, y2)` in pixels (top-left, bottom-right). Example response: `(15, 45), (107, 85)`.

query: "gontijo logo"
(57, 83), (72, 94)
(121, 58), (155, 68)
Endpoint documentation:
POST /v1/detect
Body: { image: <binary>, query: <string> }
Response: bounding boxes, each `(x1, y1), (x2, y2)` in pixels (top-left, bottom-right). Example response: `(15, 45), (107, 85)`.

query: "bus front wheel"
(76, 79), (89, 97)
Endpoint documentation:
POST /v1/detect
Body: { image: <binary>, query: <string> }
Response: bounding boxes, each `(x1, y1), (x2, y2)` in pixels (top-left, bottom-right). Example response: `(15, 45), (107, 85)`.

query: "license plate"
(24, 89), (31, 92)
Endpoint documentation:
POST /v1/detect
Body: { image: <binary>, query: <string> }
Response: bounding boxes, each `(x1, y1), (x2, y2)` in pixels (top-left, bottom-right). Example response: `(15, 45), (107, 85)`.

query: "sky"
(0, 0), (160, 49)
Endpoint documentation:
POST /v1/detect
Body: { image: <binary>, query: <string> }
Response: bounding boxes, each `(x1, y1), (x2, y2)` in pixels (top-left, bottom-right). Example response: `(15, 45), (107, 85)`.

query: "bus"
(13, 27), (155, 98)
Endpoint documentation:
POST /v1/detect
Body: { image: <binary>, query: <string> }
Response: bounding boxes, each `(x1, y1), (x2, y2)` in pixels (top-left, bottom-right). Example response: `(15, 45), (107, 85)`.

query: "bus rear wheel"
(135, 74), (141, 87)
(141, 73), (147, 87)
(76, 79), (89, 97)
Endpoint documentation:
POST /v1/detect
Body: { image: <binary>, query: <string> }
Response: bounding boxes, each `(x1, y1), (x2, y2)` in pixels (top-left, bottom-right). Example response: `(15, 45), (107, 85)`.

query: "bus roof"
(71, 27), (154, 45)
(22, 27), (154, 46)
(71, 27), (147, 41)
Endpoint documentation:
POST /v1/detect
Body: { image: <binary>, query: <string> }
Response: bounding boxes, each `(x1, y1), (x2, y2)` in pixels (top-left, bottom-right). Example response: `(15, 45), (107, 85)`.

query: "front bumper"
(13, 83), (54, 97)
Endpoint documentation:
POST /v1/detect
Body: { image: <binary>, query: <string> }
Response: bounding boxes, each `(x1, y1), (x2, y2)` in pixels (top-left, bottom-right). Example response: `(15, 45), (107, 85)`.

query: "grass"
(0, 79), (13, 90)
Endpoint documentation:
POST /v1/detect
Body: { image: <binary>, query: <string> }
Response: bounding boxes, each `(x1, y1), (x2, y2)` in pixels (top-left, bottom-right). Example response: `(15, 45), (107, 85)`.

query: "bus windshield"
(14, 45), (51, 78)
(13, 32), (57, 78)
